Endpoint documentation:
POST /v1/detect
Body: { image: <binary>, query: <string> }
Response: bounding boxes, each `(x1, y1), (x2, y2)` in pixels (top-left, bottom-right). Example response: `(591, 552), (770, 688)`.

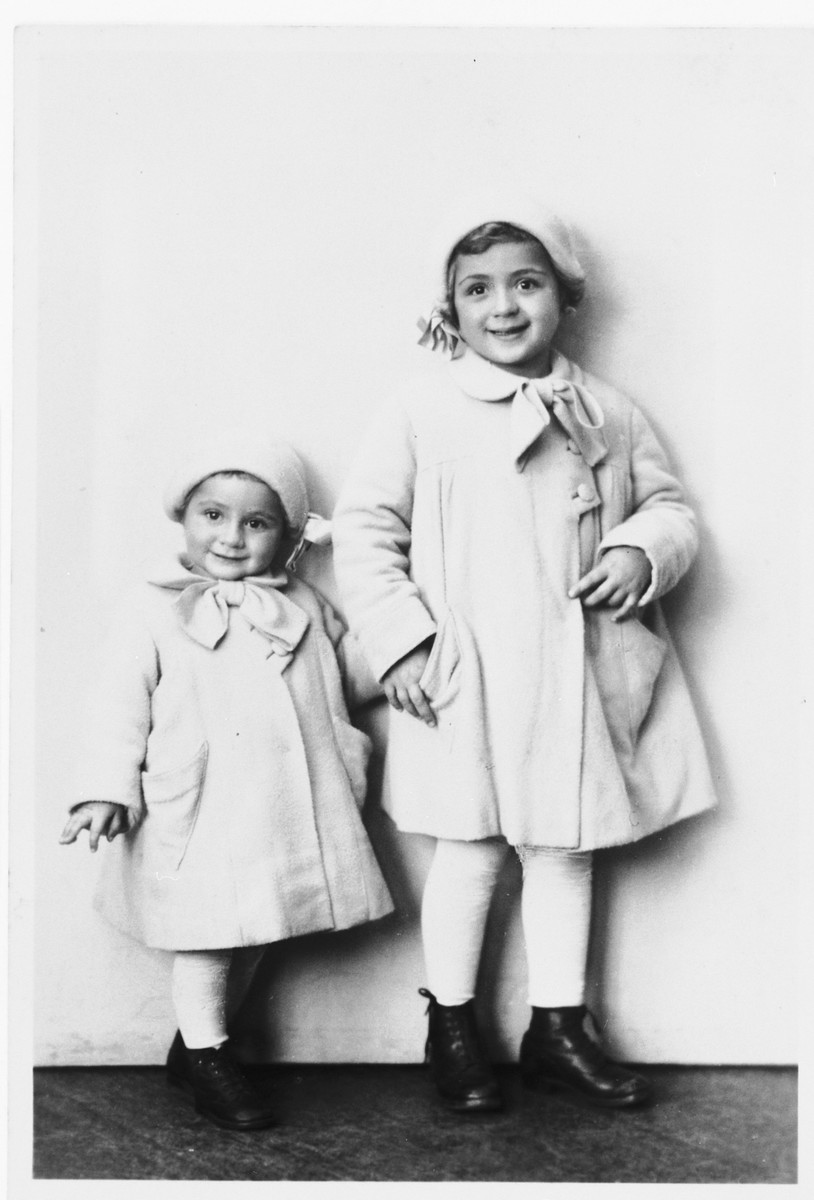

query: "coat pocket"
(140, 742), (208, 872)
(418, 611), (463, 712)
(332, 717), (372, 811)
(590, 613), (668, 750)
(618, 617), (668, 743)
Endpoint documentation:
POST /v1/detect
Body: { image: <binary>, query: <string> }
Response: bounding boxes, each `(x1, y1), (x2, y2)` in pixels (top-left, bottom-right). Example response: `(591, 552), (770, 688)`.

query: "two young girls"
(63, 198), (715, 1125)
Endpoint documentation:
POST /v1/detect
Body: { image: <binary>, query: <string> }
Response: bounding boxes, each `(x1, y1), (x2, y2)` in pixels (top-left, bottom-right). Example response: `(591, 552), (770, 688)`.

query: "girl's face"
(451, 240), (563, 377)
(182, 474), (286, 580)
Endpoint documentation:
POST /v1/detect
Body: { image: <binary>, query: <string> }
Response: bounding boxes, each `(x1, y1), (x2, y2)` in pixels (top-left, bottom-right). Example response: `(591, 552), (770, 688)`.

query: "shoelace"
(199, 1052), (258, 1102)
(420, 989), (485, 1070)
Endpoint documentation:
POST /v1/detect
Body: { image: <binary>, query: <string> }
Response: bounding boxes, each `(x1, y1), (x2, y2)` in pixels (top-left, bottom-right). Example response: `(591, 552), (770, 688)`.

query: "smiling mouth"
(488, 326), (528, 338)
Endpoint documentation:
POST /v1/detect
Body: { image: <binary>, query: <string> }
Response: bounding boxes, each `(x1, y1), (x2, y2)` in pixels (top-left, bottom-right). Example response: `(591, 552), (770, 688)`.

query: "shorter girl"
(61, 429), (393, 1130)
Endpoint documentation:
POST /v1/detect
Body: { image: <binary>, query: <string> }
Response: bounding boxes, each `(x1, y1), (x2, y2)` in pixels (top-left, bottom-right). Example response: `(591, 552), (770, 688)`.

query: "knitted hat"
(163, 427), (309, 536)
(431, 194), (586, 308)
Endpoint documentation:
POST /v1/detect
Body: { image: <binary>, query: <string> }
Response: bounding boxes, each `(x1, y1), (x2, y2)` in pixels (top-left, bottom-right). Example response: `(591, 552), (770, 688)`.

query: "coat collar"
(448, 348), (608, 470)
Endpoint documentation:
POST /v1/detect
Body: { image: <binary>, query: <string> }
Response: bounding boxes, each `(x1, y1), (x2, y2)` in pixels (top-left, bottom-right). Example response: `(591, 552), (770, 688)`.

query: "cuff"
(360, 599), (438, 681)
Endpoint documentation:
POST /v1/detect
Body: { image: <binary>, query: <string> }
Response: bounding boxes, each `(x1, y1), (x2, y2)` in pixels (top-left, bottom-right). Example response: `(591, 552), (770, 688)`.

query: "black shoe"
(520, 1006), (652, 1109)
(166, 1030), (277, 1130)
(419, 988), (503, 1113)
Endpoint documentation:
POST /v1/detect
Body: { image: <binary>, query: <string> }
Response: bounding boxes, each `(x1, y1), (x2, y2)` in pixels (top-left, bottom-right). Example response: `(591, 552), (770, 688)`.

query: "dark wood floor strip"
(32, 1065), (797, 1183)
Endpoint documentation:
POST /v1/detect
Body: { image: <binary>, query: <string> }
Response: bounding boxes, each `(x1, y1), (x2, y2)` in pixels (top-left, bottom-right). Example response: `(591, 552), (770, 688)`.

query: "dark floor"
(33, 1064), (796, 1183)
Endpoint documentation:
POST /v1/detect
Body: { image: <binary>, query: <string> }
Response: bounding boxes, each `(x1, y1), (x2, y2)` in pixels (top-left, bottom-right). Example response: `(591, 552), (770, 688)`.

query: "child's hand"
(59, 802), (128, 852)
(569, 547), (652, 622)
(381, 640), (436, 727)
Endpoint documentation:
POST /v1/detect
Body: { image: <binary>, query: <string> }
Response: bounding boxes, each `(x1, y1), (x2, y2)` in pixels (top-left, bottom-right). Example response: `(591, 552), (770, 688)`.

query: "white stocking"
(519, 846), (594, 1008)
(421, 837), (510, 1006)
(171, 949), (232, 1049)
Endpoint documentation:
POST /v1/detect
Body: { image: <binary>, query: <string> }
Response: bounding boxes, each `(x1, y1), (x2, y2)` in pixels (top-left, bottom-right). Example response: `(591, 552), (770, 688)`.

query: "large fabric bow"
(149, 565), (310, 654)
(449, 348), (607, 472)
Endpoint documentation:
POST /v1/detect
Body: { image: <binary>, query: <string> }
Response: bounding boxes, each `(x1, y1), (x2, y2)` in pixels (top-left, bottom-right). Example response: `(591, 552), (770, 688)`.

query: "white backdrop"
(15, 24), (810, 1065)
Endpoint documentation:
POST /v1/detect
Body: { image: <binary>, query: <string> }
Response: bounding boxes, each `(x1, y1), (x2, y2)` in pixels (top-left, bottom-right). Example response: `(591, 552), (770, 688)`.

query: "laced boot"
(419, 988), (503, 1113)
(166, 1030), (277, 1130)
(520, 1006), (652, 1108)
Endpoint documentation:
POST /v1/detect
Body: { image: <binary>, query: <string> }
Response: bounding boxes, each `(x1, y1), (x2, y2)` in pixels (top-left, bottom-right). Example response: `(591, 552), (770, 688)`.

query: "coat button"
(575, 483), (595, 502)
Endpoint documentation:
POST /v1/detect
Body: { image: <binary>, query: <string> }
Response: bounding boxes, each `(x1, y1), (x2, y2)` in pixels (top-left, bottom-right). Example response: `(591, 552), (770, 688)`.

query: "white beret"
(163, 427), (309, 535)
(431, 194), (586, 307)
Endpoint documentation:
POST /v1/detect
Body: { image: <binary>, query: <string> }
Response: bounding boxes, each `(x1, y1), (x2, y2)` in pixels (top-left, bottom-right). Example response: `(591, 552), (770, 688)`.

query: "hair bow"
(286, 512), (333, 572)
(417, 308), (466, 359)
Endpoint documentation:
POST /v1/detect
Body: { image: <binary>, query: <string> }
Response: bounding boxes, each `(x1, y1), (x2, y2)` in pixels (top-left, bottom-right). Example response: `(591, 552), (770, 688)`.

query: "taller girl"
(333, 198), (716, 1113)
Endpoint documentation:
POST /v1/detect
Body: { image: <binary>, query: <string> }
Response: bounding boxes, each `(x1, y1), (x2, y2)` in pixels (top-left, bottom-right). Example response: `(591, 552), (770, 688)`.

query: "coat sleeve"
(598, 403), (698, 604)
(333, 400), (437, 680)
(71, 595), (160, 830)
(315, 593), (383, 710)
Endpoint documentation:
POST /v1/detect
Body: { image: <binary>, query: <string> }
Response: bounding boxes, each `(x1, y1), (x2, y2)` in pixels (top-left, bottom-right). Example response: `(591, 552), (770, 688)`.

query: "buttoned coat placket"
(333, 349), (717, 849)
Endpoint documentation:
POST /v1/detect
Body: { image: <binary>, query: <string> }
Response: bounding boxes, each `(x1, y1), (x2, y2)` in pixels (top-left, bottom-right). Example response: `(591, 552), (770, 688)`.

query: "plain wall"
(16, 25), (810, 1065)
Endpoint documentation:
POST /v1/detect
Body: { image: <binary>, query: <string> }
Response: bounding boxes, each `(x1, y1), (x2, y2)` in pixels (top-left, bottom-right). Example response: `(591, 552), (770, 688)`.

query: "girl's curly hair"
(441, 221), (580, 326)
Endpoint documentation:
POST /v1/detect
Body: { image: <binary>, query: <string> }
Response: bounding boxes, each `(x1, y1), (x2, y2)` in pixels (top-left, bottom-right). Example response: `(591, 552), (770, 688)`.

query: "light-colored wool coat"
(74, 567), (394, 950)
(333, 348), (717, 850)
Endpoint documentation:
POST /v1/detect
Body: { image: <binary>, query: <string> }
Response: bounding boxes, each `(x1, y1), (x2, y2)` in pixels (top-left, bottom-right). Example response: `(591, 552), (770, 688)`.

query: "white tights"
(171, 946), (266, 1049)
(421, 838), (593, 1008)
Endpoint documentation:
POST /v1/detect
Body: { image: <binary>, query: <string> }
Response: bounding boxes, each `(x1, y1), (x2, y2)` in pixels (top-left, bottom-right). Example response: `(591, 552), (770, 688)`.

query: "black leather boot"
(166, 1030), (277, 1130)
(419, 988), (503, 1113)
(520, 1006), (652, 1108)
